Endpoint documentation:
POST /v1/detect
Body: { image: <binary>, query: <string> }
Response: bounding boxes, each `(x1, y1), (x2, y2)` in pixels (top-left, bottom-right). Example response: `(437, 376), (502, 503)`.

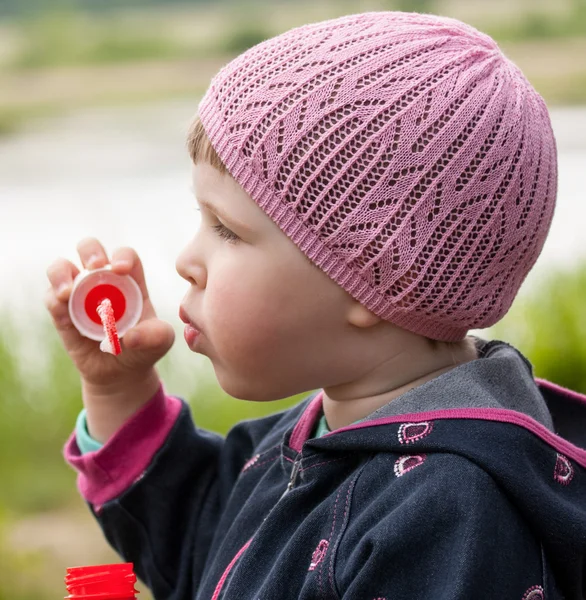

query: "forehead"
(192, 162), (275, 232)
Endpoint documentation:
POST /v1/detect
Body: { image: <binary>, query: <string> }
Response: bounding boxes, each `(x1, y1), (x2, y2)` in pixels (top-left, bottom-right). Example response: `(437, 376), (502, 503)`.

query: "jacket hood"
(291, 340), (586, 597)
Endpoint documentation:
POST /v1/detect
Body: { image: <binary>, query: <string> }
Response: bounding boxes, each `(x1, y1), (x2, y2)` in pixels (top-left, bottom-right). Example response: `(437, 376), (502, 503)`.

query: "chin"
(214, 369), (294, 402)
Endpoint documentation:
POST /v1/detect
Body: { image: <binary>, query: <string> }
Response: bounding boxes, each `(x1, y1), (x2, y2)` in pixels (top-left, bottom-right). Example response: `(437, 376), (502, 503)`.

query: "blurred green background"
(0, 0), (585, 598)
(1, 0), (586, 134)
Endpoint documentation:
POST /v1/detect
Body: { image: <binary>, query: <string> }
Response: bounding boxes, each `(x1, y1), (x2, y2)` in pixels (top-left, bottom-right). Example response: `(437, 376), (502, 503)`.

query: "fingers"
(110, 246), (150, 302)
(76, 237), (110, 270)
(121, 319), (175, 364)
(46, 257), (80, 303)
(44, 282), (91, 355)
(45, 258), (83, 347)
(44, 285), (72, 328)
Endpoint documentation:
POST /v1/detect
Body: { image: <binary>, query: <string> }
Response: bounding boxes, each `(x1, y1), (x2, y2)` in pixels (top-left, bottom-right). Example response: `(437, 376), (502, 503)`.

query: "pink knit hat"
(198, 11), (557, 341)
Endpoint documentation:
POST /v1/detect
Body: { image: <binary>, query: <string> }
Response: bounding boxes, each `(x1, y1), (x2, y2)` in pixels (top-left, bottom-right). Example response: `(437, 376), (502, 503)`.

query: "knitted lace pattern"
(198, 11), (557, 341)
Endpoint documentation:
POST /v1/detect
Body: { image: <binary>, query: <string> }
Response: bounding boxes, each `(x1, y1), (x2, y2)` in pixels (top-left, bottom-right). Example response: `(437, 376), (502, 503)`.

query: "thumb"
(121, 318), (175, 363)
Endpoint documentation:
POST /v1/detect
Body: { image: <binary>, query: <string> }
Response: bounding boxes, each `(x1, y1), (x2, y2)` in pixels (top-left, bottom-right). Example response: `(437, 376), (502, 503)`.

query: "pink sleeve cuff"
(63, 383), (183, 509)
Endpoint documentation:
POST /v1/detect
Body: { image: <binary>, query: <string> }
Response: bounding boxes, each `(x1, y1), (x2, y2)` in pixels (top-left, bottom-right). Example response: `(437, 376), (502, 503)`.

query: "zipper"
(211, 455), (302, 598)
(280, 456), (301, 499)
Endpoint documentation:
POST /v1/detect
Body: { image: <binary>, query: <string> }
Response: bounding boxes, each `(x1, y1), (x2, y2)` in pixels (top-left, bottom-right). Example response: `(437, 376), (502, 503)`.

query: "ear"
(346, 301), (381, 328)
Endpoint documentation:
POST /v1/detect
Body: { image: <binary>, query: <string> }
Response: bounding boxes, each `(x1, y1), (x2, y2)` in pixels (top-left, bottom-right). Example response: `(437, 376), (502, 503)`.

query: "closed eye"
(193, 205), (240, 243)
(212, 223), (240, 243)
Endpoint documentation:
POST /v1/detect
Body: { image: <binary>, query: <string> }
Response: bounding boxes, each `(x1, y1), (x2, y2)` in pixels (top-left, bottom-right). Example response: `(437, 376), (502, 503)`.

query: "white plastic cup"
(68, 265), (143, 342)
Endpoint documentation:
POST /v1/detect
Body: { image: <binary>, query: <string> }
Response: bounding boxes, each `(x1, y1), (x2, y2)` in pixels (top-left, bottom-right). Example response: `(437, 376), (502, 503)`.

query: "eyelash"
(212, 223), (240, 243)
(193, 206), (240, 243)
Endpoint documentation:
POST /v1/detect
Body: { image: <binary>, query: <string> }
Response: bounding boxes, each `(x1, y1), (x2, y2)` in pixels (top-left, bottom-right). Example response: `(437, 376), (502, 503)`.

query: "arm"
(64, 386), (255, 599)
(334, 455), (548, 599)
(81, 367), (162, 443)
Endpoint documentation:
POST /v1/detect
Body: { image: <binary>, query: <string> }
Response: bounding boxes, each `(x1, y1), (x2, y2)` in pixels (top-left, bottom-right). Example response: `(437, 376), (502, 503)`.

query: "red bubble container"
(68, 266), (142, 342)
(65, 563), (139, 600)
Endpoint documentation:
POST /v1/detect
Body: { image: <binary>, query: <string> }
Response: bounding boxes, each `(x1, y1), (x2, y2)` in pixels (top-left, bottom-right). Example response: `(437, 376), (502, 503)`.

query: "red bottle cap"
(65, 563), (139, 600)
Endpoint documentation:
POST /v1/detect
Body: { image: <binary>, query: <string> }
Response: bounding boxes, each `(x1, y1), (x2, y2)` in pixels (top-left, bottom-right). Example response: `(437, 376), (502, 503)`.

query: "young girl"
(45, 11), (586, 599)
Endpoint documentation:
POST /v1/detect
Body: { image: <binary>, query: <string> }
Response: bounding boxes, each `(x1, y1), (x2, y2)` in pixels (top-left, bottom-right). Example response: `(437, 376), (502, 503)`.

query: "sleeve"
(334, 455), (547, 599)
(75, 409), (104, 454)
(63, 384), (259, 599)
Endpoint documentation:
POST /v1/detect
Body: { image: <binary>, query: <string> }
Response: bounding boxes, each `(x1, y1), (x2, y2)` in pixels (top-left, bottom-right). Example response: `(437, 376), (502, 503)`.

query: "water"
(1, 101), (586, 327)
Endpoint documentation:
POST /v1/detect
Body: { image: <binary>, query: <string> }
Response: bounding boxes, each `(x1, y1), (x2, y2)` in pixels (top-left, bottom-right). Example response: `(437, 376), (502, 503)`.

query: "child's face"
(176, 162), (364, 401)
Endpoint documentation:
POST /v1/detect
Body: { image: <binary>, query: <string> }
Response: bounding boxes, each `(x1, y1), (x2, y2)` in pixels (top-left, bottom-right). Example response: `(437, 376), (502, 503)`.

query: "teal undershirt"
(313, 414), (331, 438)
(75, 409), (103, 454)
(312, 414), (361, 437)
(75, 408), (333, 455)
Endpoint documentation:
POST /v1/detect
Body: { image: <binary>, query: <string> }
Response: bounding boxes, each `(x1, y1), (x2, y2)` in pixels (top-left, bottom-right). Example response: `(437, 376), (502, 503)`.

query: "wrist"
(82, 368), (162, 443)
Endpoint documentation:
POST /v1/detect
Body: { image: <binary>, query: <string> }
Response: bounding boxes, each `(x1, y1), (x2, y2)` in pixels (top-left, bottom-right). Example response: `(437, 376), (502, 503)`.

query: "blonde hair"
(427, 336), (478, 364)
(186, 115), (227, 174)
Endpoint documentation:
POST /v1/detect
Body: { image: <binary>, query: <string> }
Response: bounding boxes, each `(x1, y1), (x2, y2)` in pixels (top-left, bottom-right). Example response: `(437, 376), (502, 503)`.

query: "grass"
(0, 318), (82, 513)
(10, 11), (188, 69)
(491, 264), (586, 394)
(4, 1), (586, 70)
(0, 103), (60, 135)
(530, 71), (586, 106)
(483, 2), (586, 42)
(0, 511), (43, 600)
(5, 8), (271, 70)
(0, 89), (199, 138)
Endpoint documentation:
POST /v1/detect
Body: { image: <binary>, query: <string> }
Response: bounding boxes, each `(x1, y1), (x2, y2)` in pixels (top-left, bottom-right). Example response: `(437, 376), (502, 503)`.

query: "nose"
(176, 238), (207, 289)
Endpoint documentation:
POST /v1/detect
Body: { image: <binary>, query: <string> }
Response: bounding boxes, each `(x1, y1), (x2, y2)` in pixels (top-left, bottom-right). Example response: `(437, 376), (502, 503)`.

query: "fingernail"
(113, 259), (131, 270)
(57, 283), (70, 297)
(87, 254), (101, 268)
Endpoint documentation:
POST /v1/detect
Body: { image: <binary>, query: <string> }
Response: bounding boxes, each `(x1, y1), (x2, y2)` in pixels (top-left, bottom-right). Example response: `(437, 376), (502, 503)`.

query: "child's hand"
(45, 237), (175, 390)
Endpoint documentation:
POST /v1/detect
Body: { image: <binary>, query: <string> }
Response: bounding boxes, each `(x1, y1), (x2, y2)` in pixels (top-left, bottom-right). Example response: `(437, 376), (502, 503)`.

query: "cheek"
(204, 263), (290, 358)
(205, 287), (313, 399)
(199, 250), (350, 399)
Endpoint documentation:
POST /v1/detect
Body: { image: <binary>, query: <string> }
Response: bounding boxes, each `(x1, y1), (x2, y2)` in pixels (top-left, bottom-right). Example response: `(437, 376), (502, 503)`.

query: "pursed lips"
(179, 305), (203, 335)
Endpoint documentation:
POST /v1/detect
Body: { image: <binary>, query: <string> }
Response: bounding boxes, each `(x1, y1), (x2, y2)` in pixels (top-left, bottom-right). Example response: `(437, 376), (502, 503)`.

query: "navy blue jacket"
(66, 339), (586, 599)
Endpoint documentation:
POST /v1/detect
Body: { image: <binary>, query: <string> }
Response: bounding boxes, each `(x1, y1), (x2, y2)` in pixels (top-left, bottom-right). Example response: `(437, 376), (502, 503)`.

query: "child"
(45, 11), (586, 599)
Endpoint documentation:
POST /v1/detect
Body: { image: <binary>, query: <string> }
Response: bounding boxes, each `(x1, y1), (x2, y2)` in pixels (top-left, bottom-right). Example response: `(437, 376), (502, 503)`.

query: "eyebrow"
(196, 196), (253, 233)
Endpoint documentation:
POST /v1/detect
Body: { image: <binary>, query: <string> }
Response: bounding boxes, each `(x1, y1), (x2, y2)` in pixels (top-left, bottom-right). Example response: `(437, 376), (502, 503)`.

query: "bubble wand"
(97, 298), (122, 355)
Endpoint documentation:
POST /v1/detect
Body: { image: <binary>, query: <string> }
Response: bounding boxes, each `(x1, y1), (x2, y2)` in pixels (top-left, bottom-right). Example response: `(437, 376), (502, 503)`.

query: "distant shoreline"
(1, 0), (586, 136)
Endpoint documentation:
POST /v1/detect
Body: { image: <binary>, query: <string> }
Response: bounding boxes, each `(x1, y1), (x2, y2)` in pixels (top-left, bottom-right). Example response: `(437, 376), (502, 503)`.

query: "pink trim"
(536, 378), (586, 405)
(289, 392), (324, 452)
(211, 539), (252, 600)
(290, 381), (586, 462)
(331, 408), (586, 468)
(63, 384), (183, 507)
